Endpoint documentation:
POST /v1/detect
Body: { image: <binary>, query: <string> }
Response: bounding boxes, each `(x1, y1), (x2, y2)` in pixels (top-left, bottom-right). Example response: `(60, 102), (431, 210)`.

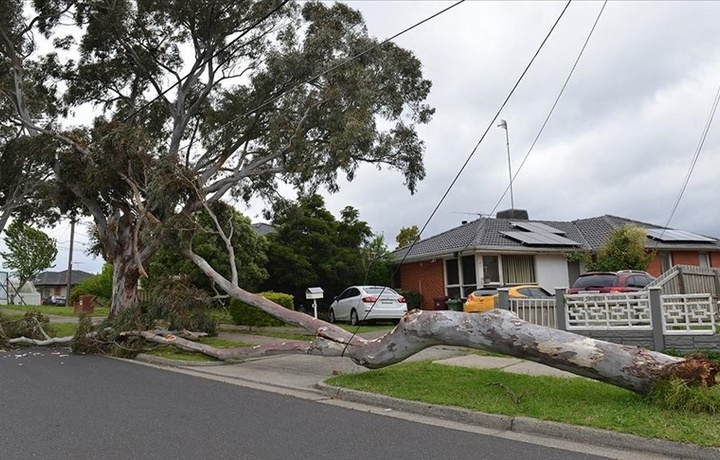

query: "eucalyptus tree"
(1, 0), (433, 317)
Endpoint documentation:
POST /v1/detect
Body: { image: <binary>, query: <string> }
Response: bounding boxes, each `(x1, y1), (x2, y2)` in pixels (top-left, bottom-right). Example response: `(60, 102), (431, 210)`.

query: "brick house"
(391, 212), (720, 310)
(33, 269), (95, 300)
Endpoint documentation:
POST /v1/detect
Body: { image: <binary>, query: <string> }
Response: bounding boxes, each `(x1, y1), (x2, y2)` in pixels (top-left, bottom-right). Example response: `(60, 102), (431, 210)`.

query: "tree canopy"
(0, 220), (57, 289)
(395, 225), (420, 249)
(0, 0), (433, 316)
(146, 202), (268, 295)
(586, 225), (655, 272)
(261, 194), (382, 309)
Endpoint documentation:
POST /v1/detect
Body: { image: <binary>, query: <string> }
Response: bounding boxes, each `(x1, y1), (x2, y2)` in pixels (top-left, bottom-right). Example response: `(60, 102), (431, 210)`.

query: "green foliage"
(0, 220), (57, 288)
(141, 277), (218, 335)
(229, 291), (294, 327)
(69, 263), (113, 302)
(647, 378), (720, 414)
(146, 203), (268, 294)
(0, 310), (50, 342)
(398, 290), (422, 310)
(2, 0), (433, 317)
(395, 225), (420, 249)
(586, 225), (655, 272)
(359, 234), (393, 285)
(262, 194), (376, 308)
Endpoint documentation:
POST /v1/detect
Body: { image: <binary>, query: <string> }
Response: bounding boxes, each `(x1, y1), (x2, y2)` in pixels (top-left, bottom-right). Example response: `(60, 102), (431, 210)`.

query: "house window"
(660, 252), (672, 273)
(700, 252), (710, 268)
(501, 255), (536, 284)
(445, 255), (478, 298)
(482, 255), (500, 284)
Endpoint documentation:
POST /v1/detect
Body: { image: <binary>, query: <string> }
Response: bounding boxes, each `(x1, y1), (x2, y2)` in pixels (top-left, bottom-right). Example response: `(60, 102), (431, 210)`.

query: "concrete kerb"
(316, 382), (720, 460)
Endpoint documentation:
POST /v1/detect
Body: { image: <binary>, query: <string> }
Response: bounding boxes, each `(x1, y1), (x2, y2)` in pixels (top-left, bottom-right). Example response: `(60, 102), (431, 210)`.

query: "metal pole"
(66, 218), (75, 306)
(497, 119), (514, 210)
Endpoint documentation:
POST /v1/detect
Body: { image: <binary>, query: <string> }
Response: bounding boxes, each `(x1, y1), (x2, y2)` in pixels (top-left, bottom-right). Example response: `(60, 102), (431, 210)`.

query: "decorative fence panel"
(661, 294), (716, 335)
(565, 292), (652, 330)
(509, 298), (555, 328)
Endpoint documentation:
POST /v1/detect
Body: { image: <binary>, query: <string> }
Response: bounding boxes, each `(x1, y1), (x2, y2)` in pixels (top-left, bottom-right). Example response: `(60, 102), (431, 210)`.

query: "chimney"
(496, 209), (529, 220)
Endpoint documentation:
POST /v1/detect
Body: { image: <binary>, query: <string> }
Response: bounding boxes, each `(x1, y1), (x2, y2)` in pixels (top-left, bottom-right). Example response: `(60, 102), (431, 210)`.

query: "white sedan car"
(328, 286), (408, 326)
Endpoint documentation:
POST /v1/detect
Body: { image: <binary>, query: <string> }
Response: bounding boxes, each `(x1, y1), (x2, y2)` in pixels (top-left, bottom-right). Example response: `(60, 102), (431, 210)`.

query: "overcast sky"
(3, 0), (720, 275)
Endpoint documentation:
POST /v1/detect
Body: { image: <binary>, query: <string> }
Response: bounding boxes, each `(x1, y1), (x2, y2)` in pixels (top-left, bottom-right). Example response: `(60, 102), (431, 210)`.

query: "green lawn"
(328, 361), (720, 448)
(221, 323), (394, 341)
(5, 304), (109, 317)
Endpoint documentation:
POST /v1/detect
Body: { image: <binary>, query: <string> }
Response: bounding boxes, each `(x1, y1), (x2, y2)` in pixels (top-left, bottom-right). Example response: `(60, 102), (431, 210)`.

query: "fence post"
(554, 287), (567, 331)
(497, 288), (510, 310)
(649, 287), (665, 351)
(677, 265), (686, 294)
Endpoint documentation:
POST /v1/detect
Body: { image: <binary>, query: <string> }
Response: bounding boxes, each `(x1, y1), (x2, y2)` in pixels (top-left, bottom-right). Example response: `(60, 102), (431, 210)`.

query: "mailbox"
(305, 287), (324, 318)
(305, 287), (324, 300)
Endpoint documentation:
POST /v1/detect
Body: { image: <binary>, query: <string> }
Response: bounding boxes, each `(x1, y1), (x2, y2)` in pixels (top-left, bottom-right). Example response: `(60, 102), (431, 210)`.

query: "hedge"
(229, 291), (294, 327)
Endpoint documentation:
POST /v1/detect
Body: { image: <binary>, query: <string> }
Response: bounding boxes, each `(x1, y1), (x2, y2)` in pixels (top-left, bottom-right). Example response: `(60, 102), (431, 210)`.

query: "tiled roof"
(251, 222), (276, 236)
(33, 270), (94, 286)
(392, 214), (720, 262)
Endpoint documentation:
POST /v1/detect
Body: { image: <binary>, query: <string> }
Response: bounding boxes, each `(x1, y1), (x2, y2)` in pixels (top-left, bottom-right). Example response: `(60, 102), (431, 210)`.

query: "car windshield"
(364, 287), (397, 296)
(471, 289), (497, 297)
(572, 274), (617, 288)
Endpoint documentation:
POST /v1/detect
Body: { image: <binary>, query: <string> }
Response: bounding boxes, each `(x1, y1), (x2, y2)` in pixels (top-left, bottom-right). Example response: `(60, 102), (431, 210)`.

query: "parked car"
(44, 295), (67, 306)
(567, 270), (655, 295)
(463, 285), (552, 313)
(328, 286), (407, 325)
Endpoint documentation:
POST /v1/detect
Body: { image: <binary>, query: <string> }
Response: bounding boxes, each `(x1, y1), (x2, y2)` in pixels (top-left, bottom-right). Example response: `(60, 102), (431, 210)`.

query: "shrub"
(399, 290), (422, 310)
(70, 264), (113, 303)
(229, 291), (294, 327)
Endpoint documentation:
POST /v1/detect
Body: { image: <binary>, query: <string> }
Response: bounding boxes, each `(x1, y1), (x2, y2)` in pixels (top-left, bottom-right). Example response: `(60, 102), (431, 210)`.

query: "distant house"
(391, 211), (720, 310)
(251, 222), (276, 236)
(33, 270), (95, 300)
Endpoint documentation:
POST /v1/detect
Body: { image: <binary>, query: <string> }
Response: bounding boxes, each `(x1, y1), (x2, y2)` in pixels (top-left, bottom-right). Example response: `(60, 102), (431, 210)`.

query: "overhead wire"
(343, 0), (578, 352)
(118, 0), (293, 125)
(652, 78), (720, 246)
(169, 0), (467, 161)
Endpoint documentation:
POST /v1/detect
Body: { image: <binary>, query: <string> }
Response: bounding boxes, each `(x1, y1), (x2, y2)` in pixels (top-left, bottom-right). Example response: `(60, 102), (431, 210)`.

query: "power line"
(172, 0), (467, 159)
(119, 0), (293, 124)
(344, 0), (576, 351)
(390, 0), (575, 267)
(653, 77), (720, 243)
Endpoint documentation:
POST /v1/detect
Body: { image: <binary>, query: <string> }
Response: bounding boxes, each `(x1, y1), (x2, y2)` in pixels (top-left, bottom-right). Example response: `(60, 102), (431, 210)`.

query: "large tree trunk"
(181, 250), (718, 395)
(109, 251), (141, 319)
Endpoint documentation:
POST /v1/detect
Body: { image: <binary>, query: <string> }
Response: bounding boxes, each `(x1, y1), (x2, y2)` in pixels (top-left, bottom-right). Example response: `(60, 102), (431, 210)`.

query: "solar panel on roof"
(510, 221), (565, 235)
(500, 231), (580, 246)
(646, 228), (716, 243)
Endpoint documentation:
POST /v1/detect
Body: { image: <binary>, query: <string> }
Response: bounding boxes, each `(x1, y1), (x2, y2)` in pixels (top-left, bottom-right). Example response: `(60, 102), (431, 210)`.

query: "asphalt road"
(0, 348), (609, 460)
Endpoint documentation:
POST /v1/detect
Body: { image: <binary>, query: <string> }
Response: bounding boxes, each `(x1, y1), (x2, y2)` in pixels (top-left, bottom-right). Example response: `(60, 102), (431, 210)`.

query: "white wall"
(536, 254), (570, 292)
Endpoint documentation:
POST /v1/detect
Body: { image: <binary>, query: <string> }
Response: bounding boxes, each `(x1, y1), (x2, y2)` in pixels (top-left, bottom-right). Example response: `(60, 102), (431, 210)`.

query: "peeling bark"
(9, 336), (74, 346)
(176, 248), (717, 395)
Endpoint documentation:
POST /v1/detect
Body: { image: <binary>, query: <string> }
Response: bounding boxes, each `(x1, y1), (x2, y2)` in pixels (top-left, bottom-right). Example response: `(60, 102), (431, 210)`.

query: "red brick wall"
(711, 252), (720, 268)
(646, 255), (662, 277)
(672, 251), (699, 266)
(399, 260), (445, 310)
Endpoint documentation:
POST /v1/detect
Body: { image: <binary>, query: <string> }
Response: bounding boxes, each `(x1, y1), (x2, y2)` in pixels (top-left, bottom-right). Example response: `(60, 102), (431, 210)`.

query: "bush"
(70, 264), (113, 303)
(398, 290), (422, 310)
(229, 291), (294, 327)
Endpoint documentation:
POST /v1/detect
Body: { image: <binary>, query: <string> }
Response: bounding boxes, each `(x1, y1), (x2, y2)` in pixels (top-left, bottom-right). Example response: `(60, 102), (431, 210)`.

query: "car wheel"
(328, 309), (336, 323)
(350, 309), (360, 326)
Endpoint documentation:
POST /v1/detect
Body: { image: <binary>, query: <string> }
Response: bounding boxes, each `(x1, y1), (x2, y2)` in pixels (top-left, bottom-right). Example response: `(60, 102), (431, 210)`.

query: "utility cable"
(170, 0), (468, 163)
(119, 0), (292, 124)
(342, 0), (574, 354)
(652, 78), (720, 246)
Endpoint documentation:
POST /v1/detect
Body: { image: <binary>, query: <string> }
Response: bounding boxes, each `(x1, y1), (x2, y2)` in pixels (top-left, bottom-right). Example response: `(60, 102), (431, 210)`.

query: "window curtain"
(502, 255), (535, 283)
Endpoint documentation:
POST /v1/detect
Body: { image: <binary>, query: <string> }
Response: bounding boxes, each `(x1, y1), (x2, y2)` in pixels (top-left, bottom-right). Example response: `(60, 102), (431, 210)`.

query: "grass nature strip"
(327, 360), (720, 448)
(6, 304), (109, 318)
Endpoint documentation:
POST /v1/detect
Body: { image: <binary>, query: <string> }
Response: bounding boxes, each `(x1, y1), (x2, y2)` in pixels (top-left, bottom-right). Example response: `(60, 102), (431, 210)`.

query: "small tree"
(395, 225), (420, 249)
(1, 220), (57, 290)
(586, 225), (655, 272)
